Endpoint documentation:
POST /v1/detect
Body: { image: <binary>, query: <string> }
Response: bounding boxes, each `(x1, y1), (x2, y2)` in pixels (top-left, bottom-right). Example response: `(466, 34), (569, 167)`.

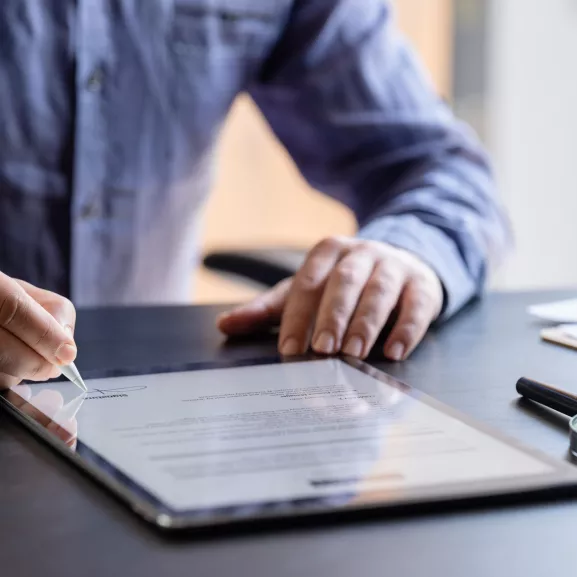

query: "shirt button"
(80, 203), (101, 220)
(86, 67), (104, 92)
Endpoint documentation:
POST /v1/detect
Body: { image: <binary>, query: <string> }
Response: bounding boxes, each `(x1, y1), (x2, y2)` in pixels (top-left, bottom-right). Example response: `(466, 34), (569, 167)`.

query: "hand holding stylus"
(0, 272), (79, 389)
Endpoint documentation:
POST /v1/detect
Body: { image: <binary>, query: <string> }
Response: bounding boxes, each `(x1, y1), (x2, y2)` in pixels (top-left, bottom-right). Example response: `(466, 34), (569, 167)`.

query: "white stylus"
(60, 362), (88, 393)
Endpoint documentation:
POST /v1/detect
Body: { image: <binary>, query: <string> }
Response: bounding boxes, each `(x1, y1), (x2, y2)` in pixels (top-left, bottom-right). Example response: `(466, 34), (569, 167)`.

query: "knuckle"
(28, 362), (53, 382)
(329, 299), (349, 318)
(34, 318), (53, 347)
(0, 351), (14, 374)
(47, 294), (76, 324)
(56, 295), (74, 314)
(334, 264), (360, 287)
(355, 239), (373, 252)
(0, 292), (26, 328)
(322, 306), (349, 331)
(408, 288), (436, 313)
(411, 272), (432, 288)
(411, 293), (432, 312)
(295, 271), (323, 293)
(27, 361), (44, 381)
(60, 296), (76, 315)
(394, 321), (421, 343)
(317, 236), (343, 253)
(348, 315), (377, 338)
(367, 273), (397, 297)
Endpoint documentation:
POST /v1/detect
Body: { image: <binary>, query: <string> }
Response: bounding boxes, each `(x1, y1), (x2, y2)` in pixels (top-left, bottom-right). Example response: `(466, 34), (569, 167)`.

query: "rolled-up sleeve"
(249, 0), (510, 319)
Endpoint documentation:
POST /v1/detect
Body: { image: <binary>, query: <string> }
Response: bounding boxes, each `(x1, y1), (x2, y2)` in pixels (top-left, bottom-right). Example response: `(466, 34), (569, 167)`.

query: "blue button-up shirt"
(0, 0), (508, 317)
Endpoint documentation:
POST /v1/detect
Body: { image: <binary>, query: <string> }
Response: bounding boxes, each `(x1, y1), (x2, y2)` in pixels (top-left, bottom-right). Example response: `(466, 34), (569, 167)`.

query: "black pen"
(516, 377), (577, 417)
(517, 377), (577, 457)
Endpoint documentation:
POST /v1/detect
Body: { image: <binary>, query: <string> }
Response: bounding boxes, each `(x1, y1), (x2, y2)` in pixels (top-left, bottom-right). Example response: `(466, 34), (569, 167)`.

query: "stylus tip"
(74, 376), (88, 392)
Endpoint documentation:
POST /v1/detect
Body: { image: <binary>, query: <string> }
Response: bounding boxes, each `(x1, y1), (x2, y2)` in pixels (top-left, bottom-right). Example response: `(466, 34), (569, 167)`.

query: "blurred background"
(194, 0), (577, 304)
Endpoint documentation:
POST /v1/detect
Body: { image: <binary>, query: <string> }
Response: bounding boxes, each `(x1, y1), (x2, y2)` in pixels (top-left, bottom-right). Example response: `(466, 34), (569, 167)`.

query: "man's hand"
(0, 272), (77, 389)
(217, 237), (443, 360)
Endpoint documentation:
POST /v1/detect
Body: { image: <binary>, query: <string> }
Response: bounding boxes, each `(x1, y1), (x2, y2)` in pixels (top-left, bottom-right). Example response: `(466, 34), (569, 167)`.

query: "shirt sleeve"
(249, 0), (511, 319)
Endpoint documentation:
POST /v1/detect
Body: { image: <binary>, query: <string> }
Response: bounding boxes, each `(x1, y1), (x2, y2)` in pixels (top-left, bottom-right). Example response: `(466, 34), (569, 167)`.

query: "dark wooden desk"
(2, 292), (577, 576)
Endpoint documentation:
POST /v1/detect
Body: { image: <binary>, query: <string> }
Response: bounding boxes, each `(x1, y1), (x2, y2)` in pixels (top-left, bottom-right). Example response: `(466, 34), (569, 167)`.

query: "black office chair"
(202, 247), (307, 290)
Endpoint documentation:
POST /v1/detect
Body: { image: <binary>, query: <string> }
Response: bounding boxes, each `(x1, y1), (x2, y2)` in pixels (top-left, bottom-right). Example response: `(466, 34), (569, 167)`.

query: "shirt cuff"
(357, 214), (480, 321)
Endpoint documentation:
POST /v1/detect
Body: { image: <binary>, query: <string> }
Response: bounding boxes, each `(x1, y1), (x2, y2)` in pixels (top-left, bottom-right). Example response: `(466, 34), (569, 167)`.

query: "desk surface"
(2, 291), (577, 577)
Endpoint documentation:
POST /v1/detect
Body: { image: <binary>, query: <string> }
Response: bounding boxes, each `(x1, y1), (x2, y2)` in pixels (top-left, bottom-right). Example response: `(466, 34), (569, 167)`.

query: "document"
(528, 298), (577, 323)
(8, 359), (553, 511)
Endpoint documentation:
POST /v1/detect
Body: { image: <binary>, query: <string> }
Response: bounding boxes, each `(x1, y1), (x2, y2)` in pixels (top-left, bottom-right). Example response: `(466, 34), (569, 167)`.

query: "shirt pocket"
(170, 1), (279, 60)
(166, 0), (281, 148)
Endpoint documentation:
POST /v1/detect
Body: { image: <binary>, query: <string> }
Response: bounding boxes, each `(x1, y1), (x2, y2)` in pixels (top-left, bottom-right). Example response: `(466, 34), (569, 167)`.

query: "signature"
(87, 385), (148, 396)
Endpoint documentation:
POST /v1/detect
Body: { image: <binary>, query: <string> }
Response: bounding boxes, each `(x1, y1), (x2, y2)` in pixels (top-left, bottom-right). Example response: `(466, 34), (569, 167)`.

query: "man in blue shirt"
(0, 1), (508, 388)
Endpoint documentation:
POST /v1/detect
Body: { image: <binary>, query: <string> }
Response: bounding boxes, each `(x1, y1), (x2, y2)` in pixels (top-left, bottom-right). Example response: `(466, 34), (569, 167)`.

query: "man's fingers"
(384, 279), (438, 361)
(16, 278), (77, 334)
(278, 238), (347, 356)
(0, 327), (58, 382)
(214, 236), (444, 363)
(217, 279), (292, 336)
(1, 273), (76, 365)
(38, 297), (76, 337)
(342, 262), (405, 359)
(311, 250), (375, 355)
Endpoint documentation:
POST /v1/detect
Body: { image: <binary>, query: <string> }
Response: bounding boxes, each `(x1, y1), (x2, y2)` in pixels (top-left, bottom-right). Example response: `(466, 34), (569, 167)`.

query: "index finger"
(0, 273), (77, 366)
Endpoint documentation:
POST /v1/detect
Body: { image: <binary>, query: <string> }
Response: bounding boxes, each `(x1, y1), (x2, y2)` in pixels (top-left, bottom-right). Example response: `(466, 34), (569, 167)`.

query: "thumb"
(217, 278), (292, 336)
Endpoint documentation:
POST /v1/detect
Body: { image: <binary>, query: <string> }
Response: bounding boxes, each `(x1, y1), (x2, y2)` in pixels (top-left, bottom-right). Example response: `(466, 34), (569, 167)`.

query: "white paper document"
(9, 360), (553, 511)
(528, 298), (577, 323)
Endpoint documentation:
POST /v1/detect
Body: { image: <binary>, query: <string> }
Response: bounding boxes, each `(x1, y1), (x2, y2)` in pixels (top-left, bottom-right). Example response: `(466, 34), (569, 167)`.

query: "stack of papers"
(528, 298), (577, 350)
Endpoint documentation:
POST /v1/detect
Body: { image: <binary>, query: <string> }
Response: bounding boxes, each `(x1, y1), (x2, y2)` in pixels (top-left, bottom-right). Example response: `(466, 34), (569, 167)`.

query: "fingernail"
(343, 336), (364, 358)
(281, 337), (301, 356)
(387, 342), (405, 362)
(314, 331), (335, 355)
(55, 343), (77, 365)
(63, 324), (74, 337)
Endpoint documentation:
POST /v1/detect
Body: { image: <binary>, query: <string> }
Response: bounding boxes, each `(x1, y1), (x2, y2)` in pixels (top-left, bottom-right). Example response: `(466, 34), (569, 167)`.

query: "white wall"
(487, 0), (577, 290)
